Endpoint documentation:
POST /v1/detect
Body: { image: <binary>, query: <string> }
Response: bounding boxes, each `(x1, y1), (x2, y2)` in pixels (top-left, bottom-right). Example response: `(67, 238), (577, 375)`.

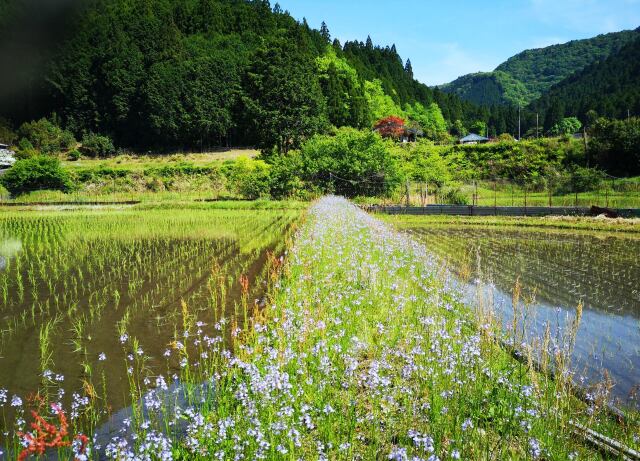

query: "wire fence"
(330, 173), (640, 209)
(457, 177), (640, 209)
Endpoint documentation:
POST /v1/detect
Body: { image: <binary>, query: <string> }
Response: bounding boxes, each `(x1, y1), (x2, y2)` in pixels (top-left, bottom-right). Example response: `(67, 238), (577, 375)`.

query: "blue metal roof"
(460, 133), (489, 142)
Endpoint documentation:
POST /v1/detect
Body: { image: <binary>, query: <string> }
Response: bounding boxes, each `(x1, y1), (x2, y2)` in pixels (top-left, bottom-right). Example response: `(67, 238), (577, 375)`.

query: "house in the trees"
(459, 133), (489, 145)
(401, 127), (423, 143)
(0, 144), (16, 170)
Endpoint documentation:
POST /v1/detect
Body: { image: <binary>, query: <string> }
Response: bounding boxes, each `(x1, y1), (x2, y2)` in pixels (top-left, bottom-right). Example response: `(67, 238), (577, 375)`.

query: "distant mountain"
(530, 36), (640, 130)
(440, 28), (640, 106)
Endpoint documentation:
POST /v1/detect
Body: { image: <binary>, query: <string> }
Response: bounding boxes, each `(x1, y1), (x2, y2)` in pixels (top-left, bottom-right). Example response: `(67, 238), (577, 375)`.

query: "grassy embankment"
(147, 197), (637, 459)
(383, 214), (640, 234)
(468, 182), (640, 209)
(0, 150), (261, 204)
(355, 178), (640, 209)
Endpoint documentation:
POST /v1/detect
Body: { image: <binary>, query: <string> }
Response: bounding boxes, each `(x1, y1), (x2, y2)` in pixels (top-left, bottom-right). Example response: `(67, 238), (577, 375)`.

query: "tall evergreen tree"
(244, 36), (327, 154)
(404, 59), (413, 79)
(320, 21), (330, 42)
(366, 35), (373, 49)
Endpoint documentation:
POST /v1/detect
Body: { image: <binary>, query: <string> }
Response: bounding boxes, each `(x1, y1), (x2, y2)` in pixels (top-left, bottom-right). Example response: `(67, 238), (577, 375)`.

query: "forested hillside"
(439, 71), (530, 107)
(530, 36), (640, 129)
(440, 28), (640, 106)
(0, 0), (493, 150)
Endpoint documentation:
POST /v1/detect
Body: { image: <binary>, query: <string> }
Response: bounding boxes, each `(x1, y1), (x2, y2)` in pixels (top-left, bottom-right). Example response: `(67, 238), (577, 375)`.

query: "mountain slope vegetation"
(440, 28), (640, 106)
(530, 36), (640, 129)
(439, 71), (531, 107)
(0, 0), (489, 150)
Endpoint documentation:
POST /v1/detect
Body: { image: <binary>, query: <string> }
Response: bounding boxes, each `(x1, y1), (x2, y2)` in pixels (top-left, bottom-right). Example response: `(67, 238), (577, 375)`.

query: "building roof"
(0, 149), (16, 168)
(460, 133), (489, 143)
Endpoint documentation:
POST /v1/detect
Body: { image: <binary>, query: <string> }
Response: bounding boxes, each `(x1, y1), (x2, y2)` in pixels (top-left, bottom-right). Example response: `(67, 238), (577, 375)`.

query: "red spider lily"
(240, 274), (250, 294)
(17, 405), (88, 461)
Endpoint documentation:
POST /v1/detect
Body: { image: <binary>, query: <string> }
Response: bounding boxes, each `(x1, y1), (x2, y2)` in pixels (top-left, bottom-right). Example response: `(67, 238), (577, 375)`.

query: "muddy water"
(0, 209), (296, 445)
(407, 225), (640, 407)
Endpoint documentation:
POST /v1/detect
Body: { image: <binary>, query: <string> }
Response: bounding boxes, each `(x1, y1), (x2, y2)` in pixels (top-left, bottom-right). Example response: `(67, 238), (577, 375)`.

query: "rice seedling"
(0, 198), (637, 459)
(0, 205), (299, 457)
(394, 218), (640, 406)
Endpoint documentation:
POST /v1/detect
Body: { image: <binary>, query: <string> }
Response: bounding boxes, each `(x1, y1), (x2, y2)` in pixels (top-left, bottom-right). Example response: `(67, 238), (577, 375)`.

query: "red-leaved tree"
(373, 116), (405, 139)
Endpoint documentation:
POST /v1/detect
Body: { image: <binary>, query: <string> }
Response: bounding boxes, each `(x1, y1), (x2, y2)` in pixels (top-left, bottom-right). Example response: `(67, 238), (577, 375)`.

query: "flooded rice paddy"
(400, 220), (640, 407)
(0, 208), (298, 445)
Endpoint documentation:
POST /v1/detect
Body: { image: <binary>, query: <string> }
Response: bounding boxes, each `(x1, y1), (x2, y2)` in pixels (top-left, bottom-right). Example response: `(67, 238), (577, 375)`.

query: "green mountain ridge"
(531, 35), (640, 129)
(440, 28), (640, 107)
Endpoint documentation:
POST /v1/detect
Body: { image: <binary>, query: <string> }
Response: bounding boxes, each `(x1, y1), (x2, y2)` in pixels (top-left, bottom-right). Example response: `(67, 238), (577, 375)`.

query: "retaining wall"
(364, 205), (640, 218)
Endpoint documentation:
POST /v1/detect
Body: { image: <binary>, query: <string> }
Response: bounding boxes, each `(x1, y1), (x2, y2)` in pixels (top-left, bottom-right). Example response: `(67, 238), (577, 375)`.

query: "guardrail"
(363, 204), (640, 218)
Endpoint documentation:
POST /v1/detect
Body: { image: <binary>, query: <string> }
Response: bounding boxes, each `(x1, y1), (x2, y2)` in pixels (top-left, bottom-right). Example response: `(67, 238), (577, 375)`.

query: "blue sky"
(282, 0), (640, 86)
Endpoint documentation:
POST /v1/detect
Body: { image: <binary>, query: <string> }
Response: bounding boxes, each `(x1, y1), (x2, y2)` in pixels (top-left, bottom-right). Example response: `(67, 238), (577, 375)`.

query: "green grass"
(1, 198), (637, 459)
(382, 214), (640, 234)
(356, 178), (640, 209)
(60, 149), (260, 170)
(162, 197), (636, 459)
(471, 185), (640, 209)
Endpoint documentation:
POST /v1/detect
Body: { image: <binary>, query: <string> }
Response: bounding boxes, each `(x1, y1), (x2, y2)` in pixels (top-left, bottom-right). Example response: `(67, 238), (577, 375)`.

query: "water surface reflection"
(408, 225), (640, 406)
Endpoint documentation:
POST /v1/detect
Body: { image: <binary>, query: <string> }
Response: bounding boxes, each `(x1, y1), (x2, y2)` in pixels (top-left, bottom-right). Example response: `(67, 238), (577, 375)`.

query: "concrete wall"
(363, 205), (640, 218)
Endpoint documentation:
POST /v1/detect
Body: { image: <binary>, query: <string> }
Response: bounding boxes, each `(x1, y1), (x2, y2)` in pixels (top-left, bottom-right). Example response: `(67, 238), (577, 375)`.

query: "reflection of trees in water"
(411, 227), (640, 317)
(0, 238), (22, 271)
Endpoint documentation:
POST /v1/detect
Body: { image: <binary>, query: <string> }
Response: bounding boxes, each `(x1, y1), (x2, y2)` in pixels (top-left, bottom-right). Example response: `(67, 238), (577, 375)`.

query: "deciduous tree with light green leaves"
(316, 47), (369, 128)
(550, 117), (582, 136)
(406, 102), (448, 140)
(298, 127), (402, 196)
(364, 80), (405, 124)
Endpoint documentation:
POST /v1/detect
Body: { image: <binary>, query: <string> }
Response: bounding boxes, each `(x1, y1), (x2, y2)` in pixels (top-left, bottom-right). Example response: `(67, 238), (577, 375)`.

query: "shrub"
(568, 167), (604, 193)
(399, 142), (451, 187)
(60, 131), (77, 150)
(438, 186), (469, 205)
(227, 157), (271, 199)
(589, 116), (640, 176)
(68, 150), (82, 161)
(0, 118), (17, 145)
(17, 118), (76, 154)
(0, 156), (74, 196)
(497, 133), (515, 142)
(15, 138), (38, 159)
(550, 117), (582, 136)
(81, 133), (116, 157)
(268, 153), (309, 199)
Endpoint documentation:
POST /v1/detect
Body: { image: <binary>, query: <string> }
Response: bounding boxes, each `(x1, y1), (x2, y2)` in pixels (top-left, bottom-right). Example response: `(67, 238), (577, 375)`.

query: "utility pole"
(536, 113), (539, 139)
(405, 180), (411, 207)
(518, 106), (521, 141)
(628, 109), (631, 121)
(583, 126), (589, 167)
